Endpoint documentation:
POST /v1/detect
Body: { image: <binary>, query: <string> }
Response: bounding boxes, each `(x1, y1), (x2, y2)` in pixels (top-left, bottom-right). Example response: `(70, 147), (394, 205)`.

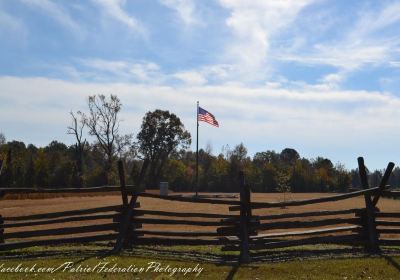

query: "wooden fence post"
(357, 157), (379, 253)
(372, 162), (395, 207)
(118, 160), (128, 207)
(239, 171), (251, 263)
(111, 195), (139, 253)
(0, 215), (4, 244)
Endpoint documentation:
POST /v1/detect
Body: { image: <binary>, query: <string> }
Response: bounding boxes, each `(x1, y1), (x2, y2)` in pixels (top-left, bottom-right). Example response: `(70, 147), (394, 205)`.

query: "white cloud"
(217, 0), (314, 76)
(1, 76), (400, 151)
(172, 70), (207, 85)
(80, 58), (127, 74)
(91, 0), (146, 35)
(21, 0), (84, 38)
(160, 0), (198, 26)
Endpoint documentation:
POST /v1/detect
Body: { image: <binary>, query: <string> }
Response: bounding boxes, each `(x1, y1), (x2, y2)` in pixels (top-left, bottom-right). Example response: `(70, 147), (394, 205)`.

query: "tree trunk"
(155, 158), (167, 186)
(137, 158), (149, 189)
(148, 161), (158, 188)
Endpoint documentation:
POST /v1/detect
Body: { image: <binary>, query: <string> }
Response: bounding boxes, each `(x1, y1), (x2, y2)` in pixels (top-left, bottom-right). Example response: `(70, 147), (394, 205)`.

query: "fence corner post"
(118, 160), (128, 207)
(239, 171), (251, 264)
(357, 157), (379, 253)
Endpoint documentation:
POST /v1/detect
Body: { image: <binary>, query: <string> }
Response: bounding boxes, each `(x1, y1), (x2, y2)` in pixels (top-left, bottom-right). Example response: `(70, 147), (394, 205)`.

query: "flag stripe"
(198, 107), (219, 127)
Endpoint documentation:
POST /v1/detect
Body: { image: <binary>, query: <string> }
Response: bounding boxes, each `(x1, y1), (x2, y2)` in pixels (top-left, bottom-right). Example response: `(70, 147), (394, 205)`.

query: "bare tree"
(115, 134), (134, 159)
(0, 132), (5, 146)
(67, 111), (86, 185)
(81, 94), (131, 182)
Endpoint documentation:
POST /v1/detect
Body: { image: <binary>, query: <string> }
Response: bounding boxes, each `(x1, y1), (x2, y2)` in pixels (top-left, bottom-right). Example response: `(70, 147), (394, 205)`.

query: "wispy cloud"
(91, 0), (146, 35)
(78, 58), (162, 83)
(217, 0), (314, 78)
(350, 2), (400, 38)
(21, 0), (84, 38)
(75, 58), (237, 86)
(0, 9), (25, 32)
(278, 2), (400, 86)
(0, 9), (27, 43)
(160, 0), (199, 26)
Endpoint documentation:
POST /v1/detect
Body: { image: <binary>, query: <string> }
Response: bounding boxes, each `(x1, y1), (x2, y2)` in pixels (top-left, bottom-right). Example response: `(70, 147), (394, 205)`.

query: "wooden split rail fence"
(0, 158), (399, 264)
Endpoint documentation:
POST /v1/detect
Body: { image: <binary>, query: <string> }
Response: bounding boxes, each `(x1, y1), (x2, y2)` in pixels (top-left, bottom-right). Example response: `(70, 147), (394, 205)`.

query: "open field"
(0, 192), (399, 279)
(1, 192), (399, 237)
(2, 191), (399, 217)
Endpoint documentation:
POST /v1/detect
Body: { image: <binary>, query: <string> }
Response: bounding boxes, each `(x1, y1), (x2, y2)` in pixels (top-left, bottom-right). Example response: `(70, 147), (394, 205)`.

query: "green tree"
(34, 149), (48, 187)
(276, 170), (291, 205)
(208, 155), (230, 191)
(226, 143), (249, 192)
(0, 149), (12, 187)
(162, 159), (190, 191)
(253, 150), (281, 167)
(261, 163), (279, 192)
(280, 148), (300, 166)
(24, 156), (35, 188)
(334, 163), (351, 192)
(137, 109), (191, 188)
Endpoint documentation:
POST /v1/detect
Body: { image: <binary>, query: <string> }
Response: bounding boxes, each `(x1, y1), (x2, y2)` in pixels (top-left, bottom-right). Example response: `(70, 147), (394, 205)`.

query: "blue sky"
(1, 0), (400, 170)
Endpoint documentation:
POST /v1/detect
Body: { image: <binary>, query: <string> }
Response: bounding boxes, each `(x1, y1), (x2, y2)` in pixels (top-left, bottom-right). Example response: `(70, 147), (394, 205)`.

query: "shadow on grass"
(0, 249), (105, 261)
(225, 263), (239, 280)
(383, 255), (400, 272)
(1, 244), (400, 267)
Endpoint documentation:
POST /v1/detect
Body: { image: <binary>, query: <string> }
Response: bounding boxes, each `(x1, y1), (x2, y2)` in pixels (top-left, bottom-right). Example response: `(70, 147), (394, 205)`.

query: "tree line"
(0, 94), (398, 192)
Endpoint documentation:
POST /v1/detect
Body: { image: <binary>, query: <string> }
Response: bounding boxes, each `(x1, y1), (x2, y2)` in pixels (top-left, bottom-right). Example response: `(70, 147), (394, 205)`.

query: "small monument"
(160, 182), (168, 196)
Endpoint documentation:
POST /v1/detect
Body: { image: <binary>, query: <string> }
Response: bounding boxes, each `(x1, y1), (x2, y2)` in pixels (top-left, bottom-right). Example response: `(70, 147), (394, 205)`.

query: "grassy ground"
(0, 244), (399, 279)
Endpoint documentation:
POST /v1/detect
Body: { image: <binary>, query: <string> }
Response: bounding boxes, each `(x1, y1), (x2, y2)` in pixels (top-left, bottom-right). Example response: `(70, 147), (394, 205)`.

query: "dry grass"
(0, 192), (399, 240)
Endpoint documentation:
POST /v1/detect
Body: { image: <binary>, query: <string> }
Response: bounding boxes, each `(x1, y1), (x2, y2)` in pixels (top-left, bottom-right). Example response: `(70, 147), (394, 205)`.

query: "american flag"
(198, 107), (219, 127)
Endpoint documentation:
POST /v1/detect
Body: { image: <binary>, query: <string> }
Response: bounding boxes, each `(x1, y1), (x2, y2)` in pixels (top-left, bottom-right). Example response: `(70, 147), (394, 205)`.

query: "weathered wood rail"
(0, 158), (399, 264)
(222, 158), (398, 260)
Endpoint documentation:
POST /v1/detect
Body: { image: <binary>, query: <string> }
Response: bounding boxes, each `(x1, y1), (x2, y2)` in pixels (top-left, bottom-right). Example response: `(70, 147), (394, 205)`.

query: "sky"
(1, 0), (400, 170)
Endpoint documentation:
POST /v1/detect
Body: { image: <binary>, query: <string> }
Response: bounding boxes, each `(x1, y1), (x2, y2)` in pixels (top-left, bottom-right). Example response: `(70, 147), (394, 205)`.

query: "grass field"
(0, 192), (399, 279)
(0, 244), (399, 279)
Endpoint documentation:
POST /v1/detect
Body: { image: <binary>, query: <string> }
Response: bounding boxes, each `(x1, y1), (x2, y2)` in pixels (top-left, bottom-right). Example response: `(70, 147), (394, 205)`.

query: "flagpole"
(196, 101), (199, 197)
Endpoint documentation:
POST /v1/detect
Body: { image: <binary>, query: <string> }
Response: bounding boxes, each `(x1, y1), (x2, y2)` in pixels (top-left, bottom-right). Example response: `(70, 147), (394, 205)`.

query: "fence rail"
(0, 158), (399, 264)
(0, 186), (135, 194)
